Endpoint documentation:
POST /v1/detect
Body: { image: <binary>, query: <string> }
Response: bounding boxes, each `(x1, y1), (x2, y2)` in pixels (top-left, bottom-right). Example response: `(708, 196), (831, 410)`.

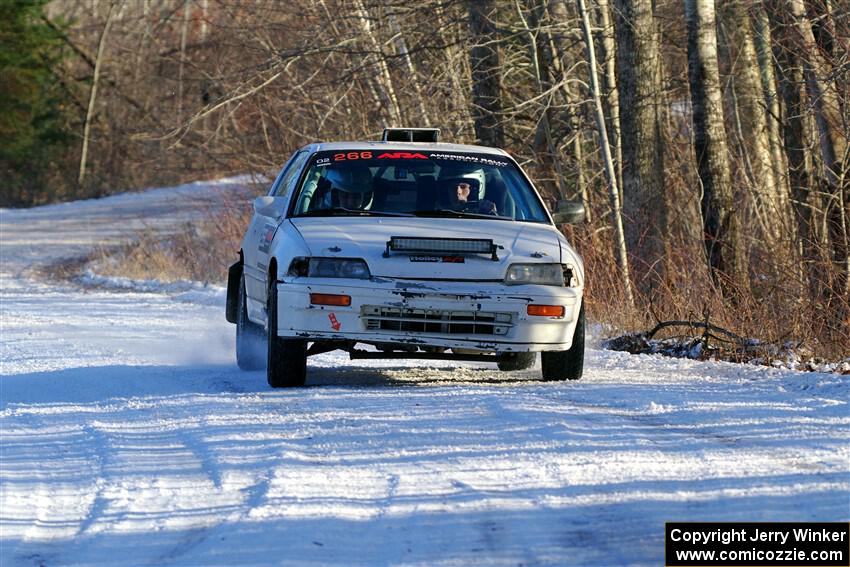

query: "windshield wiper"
(298, 208), (412, 217)
(407, 209), (507, 220)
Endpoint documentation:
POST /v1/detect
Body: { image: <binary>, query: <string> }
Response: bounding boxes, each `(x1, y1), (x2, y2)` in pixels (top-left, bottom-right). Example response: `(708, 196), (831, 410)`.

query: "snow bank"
(77, 270), (226, 306)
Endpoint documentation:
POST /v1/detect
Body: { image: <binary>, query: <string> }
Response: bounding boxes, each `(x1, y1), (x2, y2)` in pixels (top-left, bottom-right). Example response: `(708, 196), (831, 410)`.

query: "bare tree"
(576, 0), (634, 307)
(467, 0), (505, 148)
(723, 0), (795, 257)
(770, 5), (826, 298)
(547, 0), (590, 216)
(387, 11), (430, 125)
(787, 0), (849, 300)
(686, 0), (748, 294)
(594, 0), (622, 193)
(353, 0), (403, 127)
(518, 0), (567, 199)
(612, 0), (669, 288)
(752, 2), (790, 213)
(78, 1), (115, 187)
(434, 3), (475, 139)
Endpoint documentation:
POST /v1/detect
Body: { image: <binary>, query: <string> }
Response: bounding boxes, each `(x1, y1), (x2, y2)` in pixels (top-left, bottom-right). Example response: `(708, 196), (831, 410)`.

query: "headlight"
(505, 263), (565, 286)
(287, 257), (371, 279)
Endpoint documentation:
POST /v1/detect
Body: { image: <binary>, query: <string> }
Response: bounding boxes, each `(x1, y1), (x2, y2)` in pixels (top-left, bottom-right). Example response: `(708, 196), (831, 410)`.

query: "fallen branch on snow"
(602, 320), (850, 374)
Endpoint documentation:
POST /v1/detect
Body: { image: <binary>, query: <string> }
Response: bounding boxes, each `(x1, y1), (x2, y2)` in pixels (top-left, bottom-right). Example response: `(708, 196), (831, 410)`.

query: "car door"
(243, 149), (311, 306)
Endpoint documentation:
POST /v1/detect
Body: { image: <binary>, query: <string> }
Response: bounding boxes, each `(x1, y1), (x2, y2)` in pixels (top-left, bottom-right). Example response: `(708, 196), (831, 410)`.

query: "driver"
(449, 180), (475, 208)
(322, 165), (373, 210)
(441, 166), (497, 215)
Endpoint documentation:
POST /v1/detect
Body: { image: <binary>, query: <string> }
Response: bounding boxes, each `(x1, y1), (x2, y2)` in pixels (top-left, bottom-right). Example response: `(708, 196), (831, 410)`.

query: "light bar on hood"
(385, 237), (499, 261)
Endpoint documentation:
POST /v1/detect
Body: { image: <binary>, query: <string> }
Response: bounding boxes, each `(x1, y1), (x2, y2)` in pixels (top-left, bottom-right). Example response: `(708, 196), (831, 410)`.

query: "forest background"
(1, 0), (847, 357)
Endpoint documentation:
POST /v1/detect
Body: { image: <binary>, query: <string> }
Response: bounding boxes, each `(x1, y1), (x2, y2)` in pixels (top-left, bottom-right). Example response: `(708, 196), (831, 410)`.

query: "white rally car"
(226, 128), (586, 387)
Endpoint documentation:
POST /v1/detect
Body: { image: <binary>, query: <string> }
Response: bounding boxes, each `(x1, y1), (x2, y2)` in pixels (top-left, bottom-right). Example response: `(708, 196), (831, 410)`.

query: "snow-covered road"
(1, 183), (848, 566)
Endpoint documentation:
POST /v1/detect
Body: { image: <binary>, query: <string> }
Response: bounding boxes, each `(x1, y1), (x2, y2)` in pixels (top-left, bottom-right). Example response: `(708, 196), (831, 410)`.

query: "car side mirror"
(253, 196), (285, 218)
(551, 200), (586, 224)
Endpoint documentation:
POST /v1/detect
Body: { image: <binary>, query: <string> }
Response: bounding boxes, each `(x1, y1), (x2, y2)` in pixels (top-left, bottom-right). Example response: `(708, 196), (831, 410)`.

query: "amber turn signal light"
(527, 304), (565, 317)
(310, 293), (351, 306)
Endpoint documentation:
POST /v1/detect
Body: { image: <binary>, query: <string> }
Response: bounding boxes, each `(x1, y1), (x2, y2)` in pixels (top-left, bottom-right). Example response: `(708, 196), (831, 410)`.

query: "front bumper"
(275, 277), (582, 353)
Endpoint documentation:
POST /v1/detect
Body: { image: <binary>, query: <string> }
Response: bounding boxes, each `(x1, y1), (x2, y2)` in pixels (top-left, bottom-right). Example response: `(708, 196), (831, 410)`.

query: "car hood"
(289, 217), (563, 280)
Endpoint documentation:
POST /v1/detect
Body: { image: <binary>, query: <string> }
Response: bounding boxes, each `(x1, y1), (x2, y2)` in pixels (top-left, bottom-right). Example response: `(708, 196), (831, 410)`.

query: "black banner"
(665, 522), (849, 566)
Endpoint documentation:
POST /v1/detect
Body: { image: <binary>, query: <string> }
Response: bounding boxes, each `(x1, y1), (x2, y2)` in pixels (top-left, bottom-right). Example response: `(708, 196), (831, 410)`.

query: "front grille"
(361, 306), (513, 336)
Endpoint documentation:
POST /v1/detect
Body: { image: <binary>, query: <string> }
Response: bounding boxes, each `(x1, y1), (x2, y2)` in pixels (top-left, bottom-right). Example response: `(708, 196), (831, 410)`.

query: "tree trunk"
(547, 0), (589, 215)
(771, 7), (826, 300)
(178, 0), (191, 122)
(577, 0), (634, 307)
(435, 3), (474, 138)
(723, 0), (795, 256)
(787, 0), (849, 300)
(612, 0), (669, 288)
(134, 0), (149, 85)
(200, 0), (209, 41)
(353, 0), (403, 127)
(595, 0), (623, 194)
(752, 3), (790, 211)
(387, 12), (430, 126)
(467, 0), (504, 148)
(521, 0), (567, 199)
(78, 1), (115, 188)
(686, 0), (749, 294)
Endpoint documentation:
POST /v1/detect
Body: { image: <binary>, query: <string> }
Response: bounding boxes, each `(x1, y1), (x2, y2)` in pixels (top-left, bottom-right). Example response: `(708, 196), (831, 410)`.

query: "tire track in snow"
(462, 391), (606, 565)
(77, 415), (238, 564)
(7, 418), (100, 566)
(374, 472), (400, 521)
(150, 527), (211, 565)
(175, 425), (224, 490)
(75, 424), (110, 537)
(75, 420), (228, 542)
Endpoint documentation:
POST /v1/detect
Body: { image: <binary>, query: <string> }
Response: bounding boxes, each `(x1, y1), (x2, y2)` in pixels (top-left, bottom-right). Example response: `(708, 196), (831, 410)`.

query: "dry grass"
(90, 196), (252, 284)
(574, 227), (850, 362)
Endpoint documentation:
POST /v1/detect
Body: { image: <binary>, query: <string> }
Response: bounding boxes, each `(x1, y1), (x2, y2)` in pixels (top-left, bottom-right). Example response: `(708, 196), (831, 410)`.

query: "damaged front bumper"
(274, 276), (582, 353)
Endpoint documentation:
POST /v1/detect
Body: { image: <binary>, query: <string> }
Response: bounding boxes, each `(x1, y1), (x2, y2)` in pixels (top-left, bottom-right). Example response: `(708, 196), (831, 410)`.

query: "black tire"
(541, 304), (585, 381)
(497, 352), (537, 371)
(236, 276), (265, 370)
(266, 281), (307, 388)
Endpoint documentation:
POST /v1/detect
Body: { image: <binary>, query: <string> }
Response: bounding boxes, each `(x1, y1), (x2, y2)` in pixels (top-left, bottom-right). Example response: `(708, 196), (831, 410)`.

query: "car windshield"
(290, 150), (550, 222)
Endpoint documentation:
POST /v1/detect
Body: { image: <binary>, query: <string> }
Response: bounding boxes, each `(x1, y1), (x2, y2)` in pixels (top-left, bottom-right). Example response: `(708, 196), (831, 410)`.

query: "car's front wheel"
(266, 281), (307, 388)
(541, 304), (585, 381)
(236, 276), (265, 370)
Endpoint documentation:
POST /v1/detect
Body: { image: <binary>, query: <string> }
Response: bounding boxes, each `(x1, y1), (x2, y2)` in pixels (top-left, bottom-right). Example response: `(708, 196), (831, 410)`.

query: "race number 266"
(334, 152), (372, 161)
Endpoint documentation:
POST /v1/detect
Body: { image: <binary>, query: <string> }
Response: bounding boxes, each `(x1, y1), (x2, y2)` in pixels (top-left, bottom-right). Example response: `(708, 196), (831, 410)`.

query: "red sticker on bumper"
(328, 313), (341, 331)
